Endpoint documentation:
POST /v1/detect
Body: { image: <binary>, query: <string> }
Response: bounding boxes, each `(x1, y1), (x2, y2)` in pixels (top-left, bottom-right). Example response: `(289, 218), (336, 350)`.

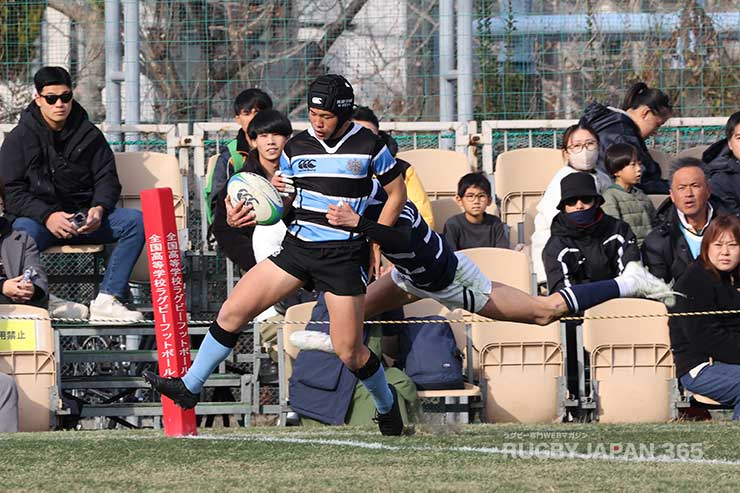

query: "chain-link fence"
(2, 1), (740, 123)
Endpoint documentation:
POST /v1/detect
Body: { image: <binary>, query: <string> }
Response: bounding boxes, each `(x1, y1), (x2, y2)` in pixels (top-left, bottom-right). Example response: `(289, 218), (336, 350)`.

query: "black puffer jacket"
(704, 139), (740, 215)
(581, 102), (668, 194)
(0, 101), (121, 223)
(542, 210), (640, 294)
(641, 198), (725, 284)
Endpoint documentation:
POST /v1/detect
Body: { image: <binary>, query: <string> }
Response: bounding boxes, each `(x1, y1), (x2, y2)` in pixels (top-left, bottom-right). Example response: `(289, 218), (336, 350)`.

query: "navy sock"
(558, 279), (620, 314)
(181, 321), (239, 394)
(350, 351), (394, 414)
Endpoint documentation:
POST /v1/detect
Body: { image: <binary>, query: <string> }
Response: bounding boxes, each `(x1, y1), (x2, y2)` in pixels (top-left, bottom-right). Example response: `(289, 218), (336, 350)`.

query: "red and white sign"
(142, 187), (197, 436)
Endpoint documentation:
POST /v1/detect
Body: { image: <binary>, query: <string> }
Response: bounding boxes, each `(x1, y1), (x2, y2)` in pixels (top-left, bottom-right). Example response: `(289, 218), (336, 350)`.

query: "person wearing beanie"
(146, 74), (409, 436)
(542, 172), (641, 294)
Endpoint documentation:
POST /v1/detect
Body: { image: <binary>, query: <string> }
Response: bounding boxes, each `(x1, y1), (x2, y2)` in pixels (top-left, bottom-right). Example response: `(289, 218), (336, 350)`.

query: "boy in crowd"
(601, 143), (657, 246)
(204, 88), (273, 268)
(443, 172), (508, 250)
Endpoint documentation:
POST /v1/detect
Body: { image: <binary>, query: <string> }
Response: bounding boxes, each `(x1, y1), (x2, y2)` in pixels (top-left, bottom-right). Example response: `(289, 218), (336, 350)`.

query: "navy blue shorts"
(270, 235), (369, 296)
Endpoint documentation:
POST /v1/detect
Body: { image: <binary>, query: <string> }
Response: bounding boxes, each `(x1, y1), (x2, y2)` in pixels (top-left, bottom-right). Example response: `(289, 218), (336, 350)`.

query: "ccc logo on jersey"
(296, 159), (316, 170)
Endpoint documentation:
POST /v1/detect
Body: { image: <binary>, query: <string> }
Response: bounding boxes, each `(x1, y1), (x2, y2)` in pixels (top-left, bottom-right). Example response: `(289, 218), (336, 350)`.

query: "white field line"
(9, 431), (740, 467)
(186, 434), (740, 467)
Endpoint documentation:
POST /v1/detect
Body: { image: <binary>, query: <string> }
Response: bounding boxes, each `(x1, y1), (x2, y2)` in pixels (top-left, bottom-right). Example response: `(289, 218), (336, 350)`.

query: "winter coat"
(531, 165), (612, 282)
(641, 199), (724, 284)
(0, 102), (121, 224)
(581, 102), (668, 194)
(0, 220), (48, 307)
(669, 262), (740, 376)
(542, 210), (640, 294)
(601, 184), (657, 246)
(704, 139), (740, 215)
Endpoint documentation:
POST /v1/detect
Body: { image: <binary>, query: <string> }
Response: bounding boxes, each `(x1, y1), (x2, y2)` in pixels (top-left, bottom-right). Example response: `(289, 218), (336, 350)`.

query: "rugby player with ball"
(146, 75), (409, 436)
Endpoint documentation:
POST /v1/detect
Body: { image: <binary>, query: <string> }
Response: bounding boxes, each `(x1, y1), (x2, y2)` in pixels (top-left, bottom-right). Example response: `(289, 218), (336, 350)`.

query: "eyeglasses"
(563, 196), (596, 207)
(462, 193), (489, 202)
(566, 141), (598, 154)
(39, 92), (73, 105)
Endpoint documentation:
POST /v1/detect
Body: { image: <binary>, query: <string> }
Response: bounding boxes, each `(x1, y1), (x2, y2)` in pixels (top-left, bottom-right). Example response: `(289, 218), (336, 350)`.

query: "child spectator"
(443, 172), (508, 250)
(601, 143), (657, 246)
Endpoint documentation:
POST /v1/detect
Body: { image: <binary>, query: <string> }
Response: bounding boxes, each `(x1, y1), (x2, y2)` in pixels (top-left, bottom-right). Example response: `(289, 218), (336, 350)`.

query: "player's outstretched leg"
(325, 292), (403, 436)
(145, 260), (303, 409)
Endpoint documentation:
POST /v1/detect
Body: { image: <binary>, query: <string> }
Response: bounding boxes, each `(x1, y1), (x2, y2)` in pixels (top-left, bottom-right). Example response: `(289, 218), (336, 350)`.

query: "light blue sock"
(360, 365), (394, 414)
(181, 332), (233, 394)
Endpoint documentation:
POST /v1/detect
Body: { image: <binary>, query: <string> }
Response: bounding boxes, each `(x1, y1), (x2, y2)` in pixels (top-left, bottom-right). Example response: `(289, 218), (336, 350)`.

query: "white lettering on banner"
(162, 367), (176, 377)
(151, 252), (163, 261)
(168, 250), (179, 259)
(149, 242), (162, 252)
(166, 241), (178, 251)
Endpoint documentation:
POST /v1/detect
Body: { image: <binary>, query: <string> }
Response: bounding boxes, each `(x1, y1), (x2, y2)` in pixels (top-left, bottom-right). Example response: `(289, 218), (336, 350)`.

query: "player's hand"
(272, 171), (295, 197)
(45, 211), (78, 239)
(326, 202), (360, 228)
(225, 195), (257, 228)
(2, 275), (34, 303)
(77, 206), (104, 234)
(368, 241), (382, 281)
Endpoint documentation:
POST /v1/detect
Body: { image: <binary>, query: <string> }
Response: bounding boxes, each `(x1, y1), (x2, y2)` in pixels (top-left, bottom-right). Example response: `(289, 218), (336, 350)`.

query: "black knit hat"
(557, 172), (604, 211)
(308, 74), (354, 123)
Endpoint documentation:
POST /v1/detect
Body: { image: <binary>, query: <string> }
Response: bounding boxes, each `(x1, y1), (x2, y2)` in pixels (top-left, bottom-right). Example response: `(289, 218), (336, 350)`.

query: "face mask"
(569, 148), (599, 171)
(566, 207), (600, 227)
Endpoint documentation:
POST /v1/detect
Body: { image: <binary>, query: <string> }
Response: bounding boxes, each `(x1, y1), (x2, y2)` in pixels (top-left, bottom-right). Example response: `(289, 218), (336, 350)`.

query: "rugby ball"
(227, 172), (284, 225)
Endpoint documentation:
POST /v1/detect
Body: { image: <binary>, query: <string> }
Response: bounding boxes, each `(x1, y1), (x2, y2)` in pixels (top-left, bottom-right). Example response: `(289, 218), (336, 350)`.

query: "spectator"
(543, 172), (640, 293)
(352, 106), (435, 229)
(0, 373), (18, 432)
(581, 81), (672, 194)
(204, 88), (273, 232)
(704, 111), (740, 214)
(601, 143), (658, 246)
(217, 109), (290, 272)
(669, 214), (740, 420)
(0, 66), (144, 322)
(531, 123), (612, 283)
(443, 172), (508, 250)
(0, 180), (48, 308)
(642, 158), (724, 284)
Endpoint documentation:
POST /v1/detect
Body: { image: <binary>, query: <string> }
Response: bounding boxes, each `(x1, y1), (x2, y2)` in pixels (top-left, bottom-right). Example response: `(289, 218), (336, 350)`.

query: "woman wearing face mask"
(542, 172), (641, 294)
(669, 214), (740, 419)
(582, 81), (672, 194)
(531, 123), (612, 284)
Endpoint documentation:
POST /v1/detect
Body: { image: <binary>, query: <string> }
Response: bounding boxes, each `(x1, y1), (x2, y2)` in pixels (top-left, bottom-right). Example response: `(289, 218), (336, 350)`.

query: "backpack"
(203, 139), (246, 226)
(398, 315), (464, 390)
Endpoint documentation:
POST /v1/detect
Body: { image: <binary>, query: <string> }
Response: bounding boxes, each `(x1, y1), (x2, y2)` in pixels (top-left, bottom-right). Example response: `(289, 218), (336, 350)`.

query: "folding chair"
(582, 298), (678, 423)
(648, 148), (674, 180)
(396, 149), (472, 199)
(495, 148), (564, 246)
(401, 299), (481, 423)
(676, 145), (709, 162)
(114, 151), (186, 284)
(0, 305), (57, 431)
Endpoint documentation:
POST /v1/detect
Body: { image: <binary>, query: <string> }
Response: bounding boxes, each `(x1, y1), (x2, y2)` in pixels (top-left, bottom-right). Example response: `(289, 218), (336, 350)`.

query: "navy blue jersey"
(280, 123), (399, 243)
(365, 181), (458, 291)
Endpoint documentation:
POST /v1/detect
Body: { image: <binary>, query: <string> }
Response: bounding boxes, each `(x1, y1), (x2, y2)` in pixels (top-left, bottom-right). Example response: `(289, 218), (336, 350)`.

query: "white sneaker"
(49, 294), (89, 320)
(620, 261), (683, 307)
(289, 331), (335, 353)
(90, 296), (144, 323)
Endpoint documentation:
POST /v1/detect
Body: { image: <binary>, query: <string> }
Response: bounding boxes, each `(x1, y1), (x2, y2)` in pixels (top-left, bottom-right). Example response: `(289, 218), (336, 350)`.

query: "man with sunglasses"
(0, 66), (145, 322)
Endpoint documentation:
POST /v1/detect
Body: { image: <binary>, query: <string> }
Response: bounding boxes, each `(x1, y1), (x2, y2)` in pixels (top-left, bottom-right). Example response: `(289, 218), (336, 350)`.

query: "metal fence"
(2, 1), (740, 124)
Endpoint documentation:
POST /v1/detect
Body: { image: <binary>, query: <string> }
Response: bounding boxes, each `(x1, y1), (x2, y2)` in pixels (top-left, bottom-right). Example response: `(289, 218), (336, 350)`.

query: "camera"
(71, 211), (87, 228)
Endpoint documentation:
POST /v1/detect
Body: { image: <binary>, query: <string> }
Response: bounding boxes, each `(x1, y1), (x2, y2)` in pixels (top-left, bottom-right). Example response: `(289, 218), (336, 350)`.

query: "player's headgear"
(307, 74), (354, 126)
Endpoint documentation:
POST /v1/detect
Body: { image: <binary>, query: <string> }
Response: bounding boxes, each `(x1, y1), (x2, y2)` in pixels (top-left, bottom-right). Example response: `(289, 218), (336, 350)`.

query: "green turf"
(2, 423), (740, 492)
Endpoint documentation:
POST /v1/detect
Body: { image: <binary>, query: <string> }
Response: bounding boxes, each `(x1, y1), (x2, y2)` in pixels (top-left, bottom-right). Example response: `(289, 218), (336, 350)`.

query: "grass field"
(3, 422), (740, 492)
